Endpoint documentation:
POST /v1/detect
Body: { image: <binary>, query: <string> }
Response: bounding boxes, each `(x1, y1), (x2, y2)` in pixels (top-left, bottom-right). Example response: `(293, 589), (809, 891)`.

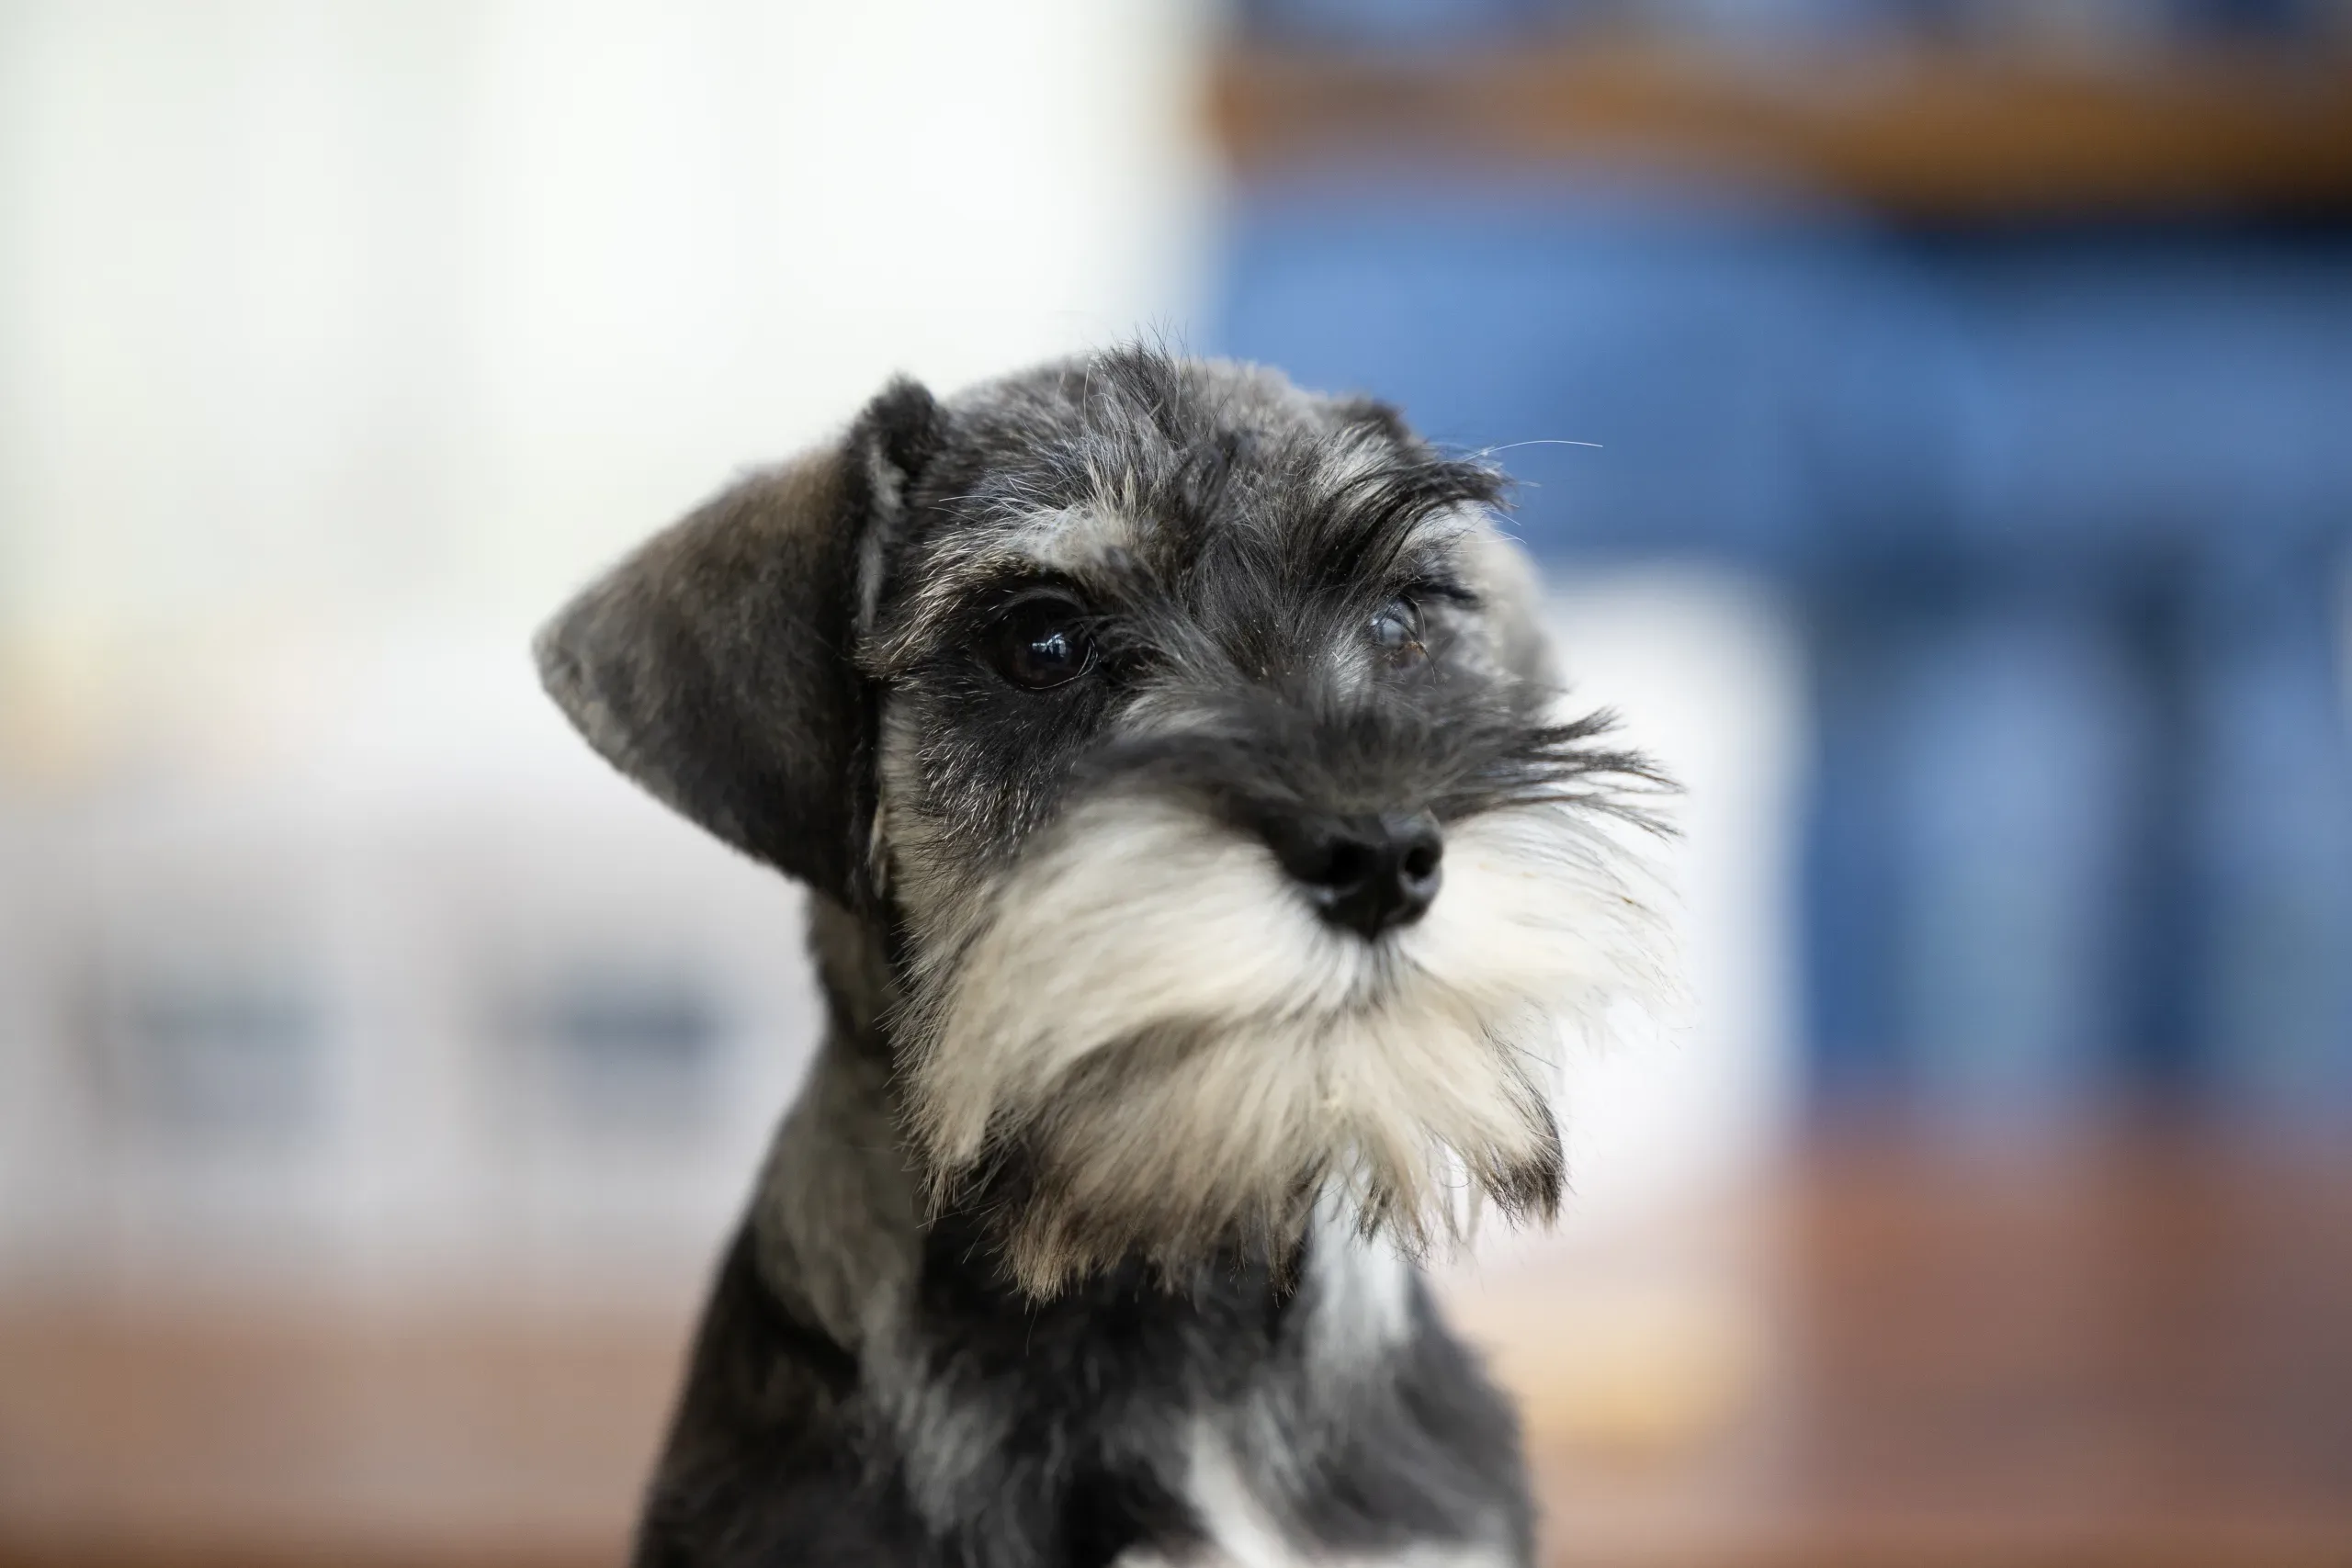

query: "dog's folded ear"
(535, 378), (945, 902)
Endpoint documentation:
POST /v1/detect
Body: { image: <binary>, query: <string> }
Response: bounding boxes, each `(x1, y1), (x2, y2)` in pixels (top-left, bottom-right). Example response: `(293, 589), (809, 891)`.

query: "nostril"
(1399, 841), (1441, 884)
(1318, 840), (1375, 893)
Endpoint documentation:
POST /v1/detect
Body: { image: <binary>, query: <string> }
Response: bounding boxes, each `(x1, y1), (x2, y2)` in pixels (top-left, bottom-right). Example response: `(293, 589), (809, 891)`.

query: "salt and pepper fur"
(537, 350), (1667, 1568)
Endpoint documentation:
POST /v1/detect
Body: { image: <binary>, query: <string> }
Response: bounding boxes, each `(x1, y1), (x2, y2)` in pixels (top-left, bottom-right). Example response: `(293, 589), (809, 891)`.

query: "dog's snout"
(1261, 810), (1443, 940)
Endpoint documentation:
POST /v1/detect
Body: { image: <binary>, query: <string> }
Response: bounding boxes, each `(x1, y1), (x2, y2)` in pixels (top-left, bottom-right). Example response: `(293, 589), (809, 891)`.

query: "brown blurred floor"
(3, 1121), (2347, 1568)
(1470, 1120), (2352, 1568)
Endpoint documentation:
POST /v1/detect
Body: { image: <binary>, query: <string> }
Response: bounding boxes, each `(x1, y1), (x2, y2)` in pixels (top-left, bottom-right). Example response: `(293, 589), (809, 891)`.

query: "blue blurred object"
(1236, 0), (1550, 45)
(2172, 0), (2324, 39)
(2181, 536), (2352, 1105)
(1215, 183), (2352, 1111)
(1218, 183), (1986, 570)
(1237, 0), (2340, 46)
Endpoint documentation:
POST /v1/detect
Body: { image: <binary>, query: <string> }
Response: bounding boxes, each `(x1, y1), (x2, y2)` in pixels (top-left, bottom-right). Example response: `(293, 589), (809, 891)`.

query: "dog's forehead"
(940, 359), (1392, 567)
(874, 355), (1484, 653)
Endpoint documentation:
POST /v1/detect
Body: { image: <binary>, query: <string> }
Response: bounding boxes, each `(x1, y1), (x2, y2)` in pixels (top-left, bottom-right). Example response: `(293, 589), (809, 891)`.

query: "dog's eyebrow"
(996, 502), (1137, 571)
(865, 504), (1142, 672)
(1305, 496), (1496, 609)
(1294, 434), (1507, 591)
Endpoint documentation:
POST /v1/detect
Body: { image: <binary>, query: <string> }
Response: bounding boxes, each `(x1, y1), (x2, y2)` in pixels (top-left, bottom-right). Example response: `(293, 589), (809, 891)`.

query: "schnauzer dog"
(537, 349), (1665, 1568)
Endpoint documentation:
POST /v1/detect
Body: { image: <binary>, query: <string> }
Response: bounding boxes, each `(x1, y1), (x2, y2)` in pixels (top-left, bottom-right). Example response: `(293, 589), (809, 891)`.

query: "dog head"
(539, 349), (1667, 1296)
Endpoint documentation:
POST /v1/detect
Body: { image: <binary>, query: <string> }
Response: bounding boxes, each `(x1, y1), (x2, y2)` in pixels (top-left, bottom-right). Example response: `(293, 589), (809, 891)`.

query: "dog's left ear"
(535, 379), (946, 904)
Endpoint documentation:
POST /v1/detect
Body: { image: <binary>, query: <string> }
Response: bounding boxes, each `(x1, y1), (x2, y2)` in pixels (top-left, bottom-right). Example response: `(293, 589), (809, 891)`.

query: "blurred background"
(1, 2), (2347, 1564)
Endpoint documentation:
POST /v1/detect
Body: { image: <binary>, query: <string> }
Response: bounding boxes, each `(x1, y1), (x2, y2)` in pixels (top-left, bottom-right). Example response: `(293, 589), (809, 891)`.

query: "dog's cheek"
(871, 698), (963, 944)
(1453, 523), (1557, 695)
(1404, 803), (1672, 1020)
(872, 689), (1042, 957)
(876, 663), (1135, 952)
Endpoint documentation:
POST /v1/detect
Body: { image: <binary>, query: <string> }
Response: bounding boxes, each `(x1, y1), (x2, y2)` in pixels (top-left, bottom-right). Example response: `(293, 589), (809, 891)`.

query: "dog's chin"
(899, 794), (1665, 1299)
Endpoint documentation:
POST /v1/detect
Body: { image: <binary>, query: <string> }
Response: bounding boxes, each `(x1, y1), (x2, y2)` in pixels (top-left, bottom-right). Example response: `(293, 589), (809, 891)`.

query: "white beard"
(897, 792), (1668, 1296)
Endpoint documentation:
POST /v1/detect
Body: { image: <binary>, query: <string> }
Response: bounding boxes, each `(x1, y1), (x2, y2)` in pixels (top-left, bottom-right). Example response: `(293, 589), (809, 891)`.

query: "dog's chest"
(892, 1209), (1521, 1568)
(1114, 1428), (1510, 1568)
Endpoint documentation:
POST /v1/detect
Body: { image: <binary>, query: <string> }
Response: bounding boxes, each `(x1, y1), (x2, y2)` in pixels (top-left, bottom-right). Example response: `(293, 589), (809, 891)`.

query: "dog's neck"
(806, 891), (903, 1044)
(741, 897), (917, 1352)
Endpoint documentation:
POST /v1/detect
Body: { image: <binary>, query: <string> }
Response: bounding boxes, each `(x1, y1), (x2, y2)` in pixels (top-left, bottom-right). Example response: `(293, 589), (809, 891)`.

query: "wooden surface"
(1208, 43), (2352, 218)
(3, 1122), (2348, 1567)
(1476, 1122), (2352, 1567)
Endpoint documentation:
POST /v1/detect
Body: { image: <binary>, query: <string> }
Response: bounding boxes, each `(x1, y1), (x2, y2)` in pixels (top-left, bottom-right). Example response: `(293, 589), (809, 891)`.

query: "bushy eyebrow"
(864, 505), (1147, 676)
(864, 442), (1503, 680)
(1294, 456), (1506, 599)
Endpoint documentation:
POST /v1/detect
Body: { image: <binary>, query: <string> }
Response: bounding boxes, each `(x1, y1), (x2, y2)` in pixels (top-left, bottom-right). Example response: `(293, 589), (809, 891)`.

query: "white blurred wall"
(0, 1), (1801, 1310)
(0, 0), (1214, 760)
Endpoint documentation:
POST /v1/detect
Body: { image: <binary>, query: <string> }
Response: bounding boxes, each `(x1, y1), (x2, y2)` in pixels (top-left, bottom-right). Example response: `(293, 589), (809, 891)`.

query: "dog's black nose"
(1261, 811), (1444, 940)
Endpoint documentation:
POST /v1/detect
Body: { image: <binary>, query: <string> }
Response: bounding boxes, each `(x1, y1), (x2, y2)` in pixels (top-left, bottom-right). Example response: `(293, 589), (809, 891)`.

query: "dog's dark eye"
(1369, 595), (1425, 667)
(981, 595), (1096, 690)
